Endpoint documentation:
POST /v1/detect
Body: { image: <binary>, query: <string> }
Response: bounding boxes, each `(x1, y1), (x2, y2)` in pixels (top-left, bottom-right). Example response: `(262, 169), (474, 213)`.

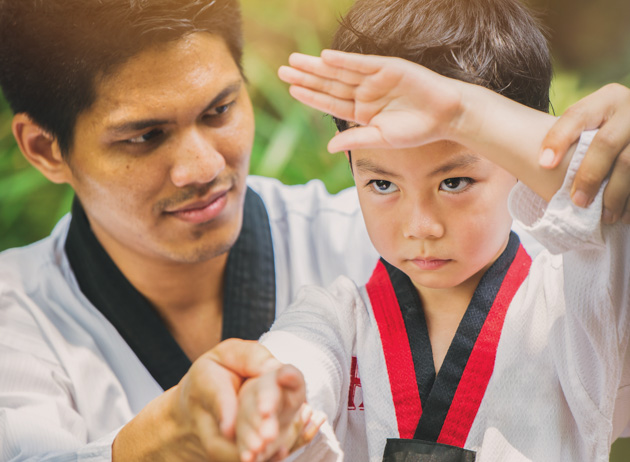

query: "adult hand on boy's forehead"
(540, 83), (630, 224)
(278, 50), (468, 153)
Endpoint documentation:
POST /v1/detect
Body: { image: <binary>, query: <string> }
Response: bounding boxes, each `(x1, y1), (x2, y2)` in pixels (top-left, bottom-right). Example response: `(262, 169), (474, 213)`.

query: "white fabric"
(261, 132), (630, 462)
(0, 177), (378, 461)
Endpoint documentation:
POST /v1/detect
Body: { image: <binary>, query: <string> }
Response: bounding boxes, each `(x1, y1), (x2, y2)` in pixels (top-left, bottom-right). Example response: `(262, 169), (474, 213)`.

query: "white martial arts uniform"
(0, 177), (379, 461)
(261, 132), (630, 462)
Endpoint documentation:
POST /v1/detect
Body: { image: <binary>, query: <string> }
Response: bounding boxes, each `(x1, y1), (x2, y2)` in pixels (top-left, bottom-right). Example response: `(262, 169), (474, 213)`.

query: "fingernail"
(539, 148), (556, 168)
(572, 190), (590, 208)
(602, 208), (615, 224)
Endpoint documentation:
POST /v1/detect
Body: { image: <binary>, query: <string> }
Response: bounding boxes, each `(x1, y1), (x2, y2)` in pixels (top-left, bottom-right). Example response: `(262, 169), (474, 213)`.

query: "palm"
(279, 50), (463, 152)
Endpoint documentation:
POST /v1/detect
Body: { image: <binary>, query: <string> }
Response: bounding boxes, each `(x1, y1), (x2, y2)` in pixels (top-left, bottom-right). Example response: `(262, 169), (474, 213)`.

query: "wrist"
(448, 82), (494, 147)
(112, 387), (184, 461)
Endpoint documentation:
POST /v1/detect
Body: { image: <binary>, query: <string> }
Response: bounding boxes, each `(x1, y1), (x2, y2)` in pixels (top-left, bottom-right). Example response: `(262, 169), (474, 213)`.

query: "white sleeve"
(509, 129), (630, 439)
(0, 289), (116, 462)
(259, 277), (363, 461)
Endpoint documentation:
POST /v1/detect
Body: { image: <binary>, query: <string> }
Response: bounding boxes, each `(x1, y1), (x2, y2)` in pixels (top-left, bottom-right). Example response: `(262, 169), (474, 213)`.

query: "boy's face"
(352, 141), (516, 297)
(61, 32), (254, 265)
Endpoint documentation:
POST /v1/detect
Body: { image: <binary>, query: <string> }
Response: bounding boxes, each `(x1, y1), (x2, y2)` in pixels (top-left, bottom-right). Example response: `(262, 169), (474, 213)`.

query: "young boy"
(234, 0), (630, 460)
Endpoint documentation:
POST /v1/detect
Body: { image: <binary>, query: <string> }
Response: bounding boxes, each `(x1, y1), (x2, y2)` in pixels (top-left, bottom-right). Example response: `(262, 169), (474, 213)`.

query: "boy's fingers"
(288, 52), (366, 85)
(278, 66), (357, 100)
(289, 85), (356, 122)
(328, 126), (386, 153)
(276, 364), (304, 391)
(292, 409), (327, 450)
(236, 410), (266, 462)
(257, 373), (281, 416)
(320, 49), (385, 75)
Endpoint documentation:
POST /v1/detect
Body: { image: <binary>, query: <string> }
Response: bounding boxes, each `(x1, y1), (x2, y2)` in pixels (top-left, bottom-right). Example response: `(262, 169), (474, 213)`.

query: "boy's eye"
(126, 129), (164, 144)
(439, 177), (474, 193)
(369, 179), (399, 194)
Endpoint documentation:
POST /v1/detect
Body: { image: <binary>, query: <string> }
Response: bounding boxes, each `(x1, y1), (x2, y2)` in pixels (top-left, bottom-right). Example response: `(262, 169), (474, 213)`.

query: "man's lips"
(164, 189), (230, 224)
(411, 257), (451, 270)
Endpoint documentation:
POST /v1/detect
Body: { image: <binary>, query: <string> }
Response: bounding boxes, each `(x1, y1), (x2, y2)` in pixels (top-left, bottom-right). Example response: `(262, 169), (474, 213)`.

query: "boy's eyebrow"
(354, 158), (403, 180)
(429, 154), (479, 177)
(106, 81), (242, 134)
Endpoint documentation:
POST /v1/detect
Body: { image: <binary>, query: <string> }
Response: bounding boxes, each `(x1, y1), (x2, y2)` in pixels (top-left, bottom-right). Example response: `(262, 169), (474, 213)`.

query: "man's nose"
(169, 129), (226, 188)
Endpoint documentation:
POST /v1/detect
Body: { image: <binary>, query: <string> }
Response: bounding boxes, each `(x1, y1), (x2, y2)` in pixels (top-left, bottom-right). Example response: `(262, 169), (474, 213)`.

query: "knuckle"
(562, 104), (587, 120)
(577, 170), (602, 190)
(604, 82), (630, 98)
(592, 129), (621, 151)
(616, 153), (630, 172)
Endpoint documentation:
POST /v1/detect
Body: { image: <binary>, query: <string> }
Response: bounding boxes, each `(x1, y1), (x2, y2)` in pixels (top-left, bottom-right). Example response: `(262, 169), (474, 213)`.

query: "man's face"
(352, 141), (516, 297)
(64, 32), (254, 264)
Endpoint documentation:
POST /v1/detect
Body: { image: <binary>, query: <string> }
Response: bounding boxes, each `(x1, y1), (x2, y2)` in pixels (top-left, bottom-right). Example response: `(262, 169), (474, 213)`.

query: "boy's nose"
(169, 130), (226, 188)
(402, 202), (445, 240)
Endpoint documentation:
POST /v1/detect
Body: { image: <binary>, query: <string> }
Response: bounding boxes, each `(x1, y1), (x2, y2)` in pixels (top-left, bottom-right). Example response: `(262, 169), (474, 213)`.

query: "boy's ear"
(344, 150), (354, 175)
(12, 113), (72, 184)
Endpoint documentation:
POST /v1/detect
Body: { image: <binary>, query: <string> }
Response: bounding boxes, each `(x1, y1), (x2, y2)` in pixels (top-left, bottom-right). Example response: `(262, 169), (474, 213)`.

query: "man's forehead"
(83, 33), (243, 126)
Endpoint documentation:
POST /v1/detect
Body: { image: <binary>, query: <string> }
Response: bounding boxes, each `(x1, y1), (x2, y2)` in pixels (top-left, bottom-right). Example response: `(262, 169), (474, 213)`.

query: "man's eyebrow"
(106, 81), (242, 134)
(429, 154), (479, 177)
(355, 158), (403, 180)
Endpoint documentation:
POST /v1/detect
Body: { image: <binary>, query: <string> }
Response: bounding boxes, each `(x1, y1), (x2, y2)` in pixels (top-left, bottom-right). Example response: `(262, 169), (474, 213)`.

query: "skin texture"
(13, 32), (256, 360)
(351, 143), (515, 371)
(540, 83), (630, 224)
(235, 365), (320, 462)
(68, 32), (254, 267)
(12, 33), (260, 461)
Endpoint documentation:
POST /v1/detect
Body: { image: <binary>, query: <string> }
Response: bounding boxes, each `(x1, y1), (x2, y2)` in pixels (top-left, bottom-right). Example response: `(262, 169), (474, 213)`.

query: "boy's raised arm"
(279, 50), (571, 202)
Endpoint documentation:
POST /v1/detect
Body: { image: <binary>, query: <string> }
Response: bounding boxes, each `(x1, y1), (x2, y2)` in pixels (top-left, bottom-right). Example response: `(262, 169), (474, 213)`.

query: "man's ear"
(12, 113), (72, 184)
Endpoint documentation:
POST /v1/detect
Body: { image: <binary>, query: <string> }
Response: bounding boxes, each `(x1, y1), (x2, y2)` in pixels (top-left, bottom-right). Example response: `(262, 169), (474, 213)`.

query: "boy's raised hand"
(278, 50), (467, 154)
(236, 364), (324, 462)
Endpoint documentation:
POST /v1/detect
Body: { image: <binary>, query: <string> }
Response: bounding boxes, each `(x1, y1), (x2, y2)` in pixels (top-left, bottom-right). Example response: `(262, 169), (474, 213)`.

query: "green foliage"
(0, 1), (629, 458)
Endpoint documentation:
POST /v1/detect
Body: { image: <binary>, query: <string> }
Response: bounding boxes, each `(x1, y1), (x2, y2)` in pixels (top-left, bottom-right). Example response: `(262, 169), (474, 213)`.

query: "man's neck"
(92, 228), (229, 361)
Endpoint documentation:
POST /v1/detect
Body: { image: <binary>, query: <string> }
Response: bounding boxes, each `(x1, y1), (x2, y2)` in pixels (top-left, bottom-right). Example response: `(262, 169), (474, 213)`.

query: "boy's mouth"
(411, 258), (451, 270)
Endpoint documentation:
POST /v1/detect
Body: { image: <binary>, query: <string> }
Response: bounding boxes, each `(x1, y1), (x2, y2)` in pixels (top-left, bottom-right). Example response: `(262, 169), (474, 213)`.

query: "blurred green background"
(0, 0), (629, 458)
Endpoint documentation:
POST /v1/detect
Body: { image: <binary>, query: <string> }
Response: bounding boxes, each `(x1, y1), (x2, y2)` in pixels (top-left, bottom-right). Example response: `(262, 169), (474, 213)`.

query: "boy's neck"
(415, 271), (485, 374)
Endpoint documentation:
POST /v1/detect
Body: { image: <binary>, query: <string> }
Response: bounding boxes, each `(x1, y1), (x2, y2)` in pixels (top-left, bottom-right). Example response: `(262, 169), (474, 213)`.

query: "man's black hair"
(0, 0), (243, 156)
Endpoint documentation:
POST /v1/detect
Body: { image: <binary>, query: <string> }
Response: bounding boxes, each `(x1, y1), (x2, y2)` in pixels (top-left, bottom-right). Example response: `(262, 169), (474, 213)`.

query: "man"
(0, 0), (628, 461)
(0, 1), (376, 460)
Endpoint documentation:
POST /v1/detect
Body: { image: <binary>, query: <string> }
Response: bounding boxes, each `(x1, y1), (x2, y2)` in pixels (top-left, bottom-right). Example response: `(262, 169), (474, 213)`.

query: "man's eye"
(439, 177), (474, 193)
(126, 129), (163, 144)
(369, 180), (399, 194)
(207, 102), (235, 118)
(215, 104), (231, 115)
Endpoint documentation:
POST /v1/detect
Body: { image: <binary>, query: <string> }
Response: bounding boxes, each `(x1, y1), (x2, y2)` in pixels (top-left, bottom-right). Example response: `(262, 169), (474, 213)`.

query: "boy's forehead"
(354, 142), (482, 176)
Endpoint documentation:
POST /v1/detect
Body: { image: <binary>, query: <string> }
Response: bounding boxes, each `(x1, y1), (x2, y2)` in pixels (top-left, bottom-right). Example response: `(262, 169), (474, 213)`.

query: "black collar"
(65, 187), (275, 390)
